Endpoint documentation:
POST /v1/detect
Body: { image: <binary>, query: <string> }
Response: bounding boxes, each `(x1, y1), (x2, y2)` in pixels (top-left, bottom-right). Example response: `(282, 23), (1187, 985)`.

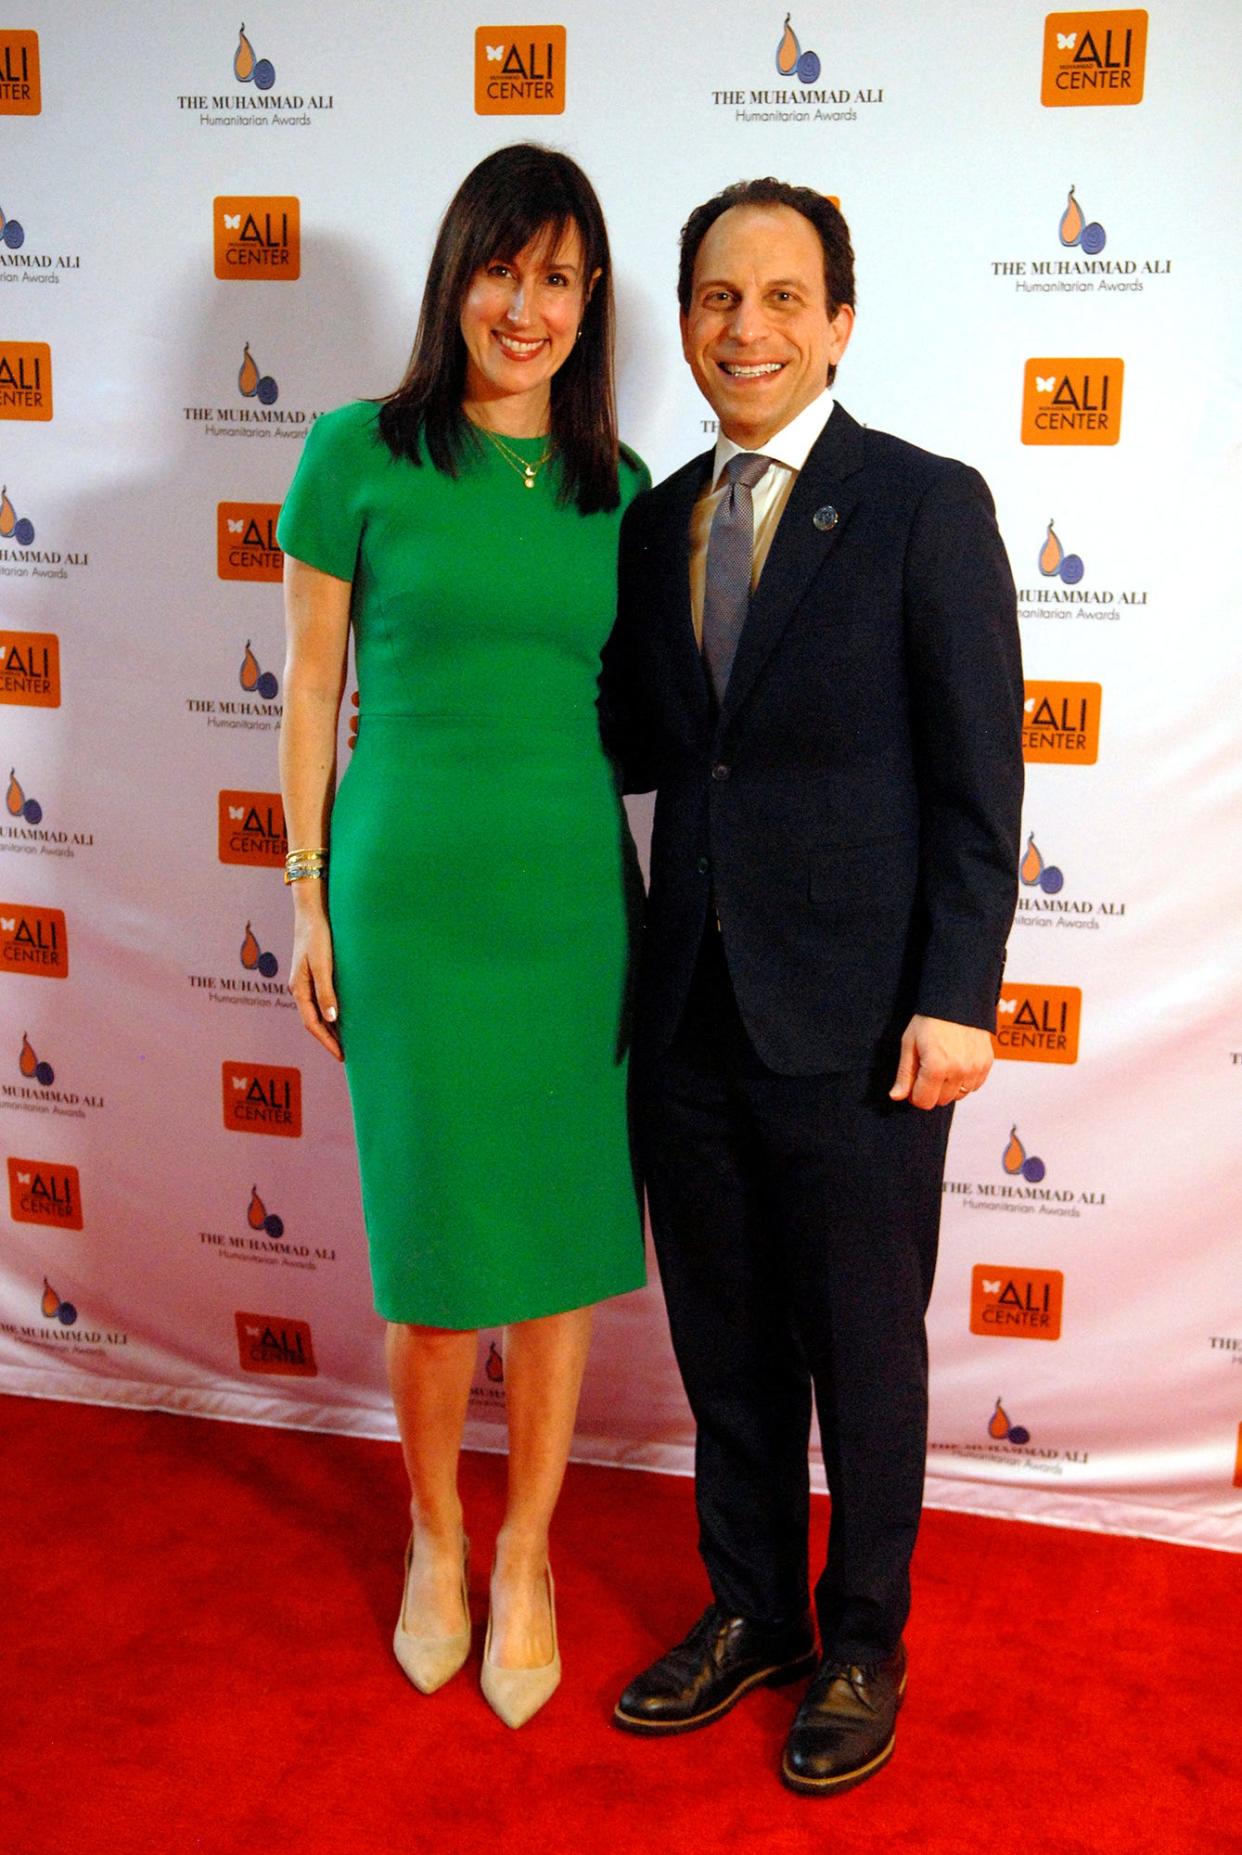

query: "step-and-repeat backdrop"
(2, 3), (1239, 1549)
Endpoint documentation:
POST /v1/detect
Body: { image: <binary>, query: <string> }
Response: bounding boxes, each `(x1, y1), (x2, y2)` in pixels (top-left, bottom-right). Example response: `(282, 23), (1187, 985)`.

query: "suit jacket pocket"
(807, 833), (919, 913)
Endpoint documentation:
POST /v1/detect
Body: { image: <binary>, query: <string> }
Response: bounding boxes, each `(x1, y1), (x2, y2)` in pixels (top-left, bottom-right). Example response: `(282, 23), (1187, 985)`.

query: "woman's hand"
(288, 899), (343, 1060)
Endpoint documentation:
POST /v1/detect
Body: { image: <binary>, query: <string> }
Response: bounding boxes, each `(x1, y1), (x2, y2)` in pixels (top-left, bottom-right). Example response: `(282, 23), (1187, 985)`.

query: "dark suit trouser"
(636, 929), (952, 1662)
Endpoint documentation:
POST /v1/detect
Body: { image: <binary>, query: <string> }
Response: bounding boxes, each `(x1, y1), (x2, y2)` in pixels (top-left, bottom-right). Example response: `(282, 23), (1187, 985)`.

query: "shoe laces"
(808, 1658), (884, 1710)
(652, 1602), (732, 1682)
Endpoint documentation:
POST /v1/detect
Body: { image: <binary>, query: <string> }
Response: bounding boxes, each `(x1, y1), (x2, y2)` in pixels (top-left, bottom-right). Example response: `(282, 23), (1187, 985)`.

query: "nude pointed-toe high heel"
(392, 1534), (472, 1695)
(481, 1566), (561, 1729)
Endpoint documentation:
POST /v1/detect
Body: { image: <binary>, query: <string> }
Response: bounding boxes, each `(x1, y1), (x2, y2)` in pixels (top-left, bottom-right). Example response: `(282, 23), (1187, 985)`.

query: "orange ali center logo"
(8, 1156), (82, 1229)
(218, 503), (283, 581)
(1042, 11), (1147, 106)
(1, 631), (60, 706)
(971, 1266), (1064, 1341)
(0, 341), (52, 419)
(0, 903), (68, 977)
(1022, 681), (1101, 764)
(221, 1062), (302, 1138)
(214, 197), (300, 280)
(234, 1311), (317, 1376)
(475, 27), (566, 113)
(0, 30), (40, 113)
(994, 983), (1081, 1064)
(1022, 359), (1123, 444)
(218, 790), (286, 866)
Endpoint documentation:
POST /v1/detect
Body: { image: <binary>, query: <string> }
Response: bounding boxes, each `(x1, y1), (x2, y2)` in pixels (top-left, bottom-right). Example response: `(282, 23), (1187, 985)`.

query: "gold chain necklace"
(479, 426), (554, 489)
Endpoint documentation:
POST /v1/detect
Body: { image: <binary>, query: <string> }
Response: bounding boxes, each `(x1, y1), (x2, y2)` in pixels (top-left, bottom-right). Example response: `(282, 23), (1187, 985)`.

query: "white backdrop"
(2, 1), (1239, 1550)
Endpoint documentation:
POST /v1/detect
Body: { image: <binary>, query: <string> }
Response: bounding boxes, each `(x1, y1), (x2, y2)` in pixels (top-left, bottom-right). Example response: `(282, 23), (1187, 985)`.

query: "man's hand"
(889, 1015), (994, 1111)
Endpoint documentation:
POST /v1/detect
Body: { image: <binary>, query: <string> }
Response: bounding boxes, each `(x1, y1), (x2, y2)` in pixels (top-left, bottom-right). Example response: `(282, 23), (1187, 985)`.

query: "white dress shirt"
(689, 389), (836, 646)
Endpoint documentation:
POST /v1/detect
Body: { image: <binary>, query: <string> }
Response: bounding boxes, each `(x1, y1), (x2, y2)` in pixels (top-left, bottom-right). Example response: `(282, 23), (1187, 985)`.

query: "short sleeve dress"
(278, 401), (649, 1328)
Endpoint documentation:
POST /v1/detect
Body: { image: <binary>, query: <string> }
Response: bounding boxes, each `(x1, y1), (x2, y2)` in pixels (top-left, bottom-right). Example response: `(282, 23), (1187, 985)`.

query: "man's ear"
(826, 301), (855, 370)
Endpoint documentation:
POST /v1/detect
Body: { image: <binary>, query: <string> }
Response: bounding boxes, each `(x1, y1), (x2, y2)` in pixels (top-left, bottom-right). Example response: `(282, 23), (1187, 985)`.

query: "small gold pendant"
(524, 467), (536, 488)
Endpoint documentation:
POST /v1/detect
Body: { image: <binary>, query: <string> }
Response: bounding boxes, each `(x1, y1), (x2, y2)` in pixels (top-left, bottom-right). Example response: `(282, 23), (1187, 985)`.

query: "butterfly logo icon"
(982, 1279), (1001, 1294)
(0, 917), (14, 932)
(223, 213), (242, 230)
(1023, 697), (1036, 713)
(1057, 31), (1078, 50)
(227, 519), (245, 534)
(997, 998), (1018, 1016)
(17, 1170), (31, 1184)
(228, 806), (245, 821)
(1035, 375), (1056, 393)
(233, 1075), (249, 1091)
(485, 43), (504, 60)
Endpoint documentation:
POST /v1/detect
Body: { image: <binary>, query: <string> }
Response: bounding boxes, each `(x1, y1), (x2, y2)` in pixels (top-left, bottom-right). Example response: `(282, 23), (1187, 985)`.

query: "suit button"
(696, 856), (711, 875)
(711, 763), (731, 781)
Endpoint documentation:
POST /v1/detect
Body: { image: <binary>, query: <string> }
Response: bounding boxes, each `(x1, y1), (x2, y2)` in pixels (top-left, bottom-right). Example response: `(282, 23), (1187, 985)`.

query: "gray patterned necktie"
(701, 452), (772, 704)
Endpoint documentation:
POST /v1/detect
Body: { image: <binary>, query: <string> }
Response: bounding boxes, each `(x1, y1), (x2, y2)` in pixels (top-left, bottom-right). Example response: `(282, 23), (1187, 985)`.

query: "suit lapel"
(717, 405), (868, 737)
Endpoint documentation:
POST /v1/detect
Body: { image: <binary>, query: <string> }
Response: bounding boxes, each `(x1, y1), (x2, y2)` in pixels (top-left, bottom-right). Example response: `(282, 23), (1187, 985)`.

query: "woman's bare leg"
(386, 1321), (478, 1634)
(489, 1304), (594, 1667)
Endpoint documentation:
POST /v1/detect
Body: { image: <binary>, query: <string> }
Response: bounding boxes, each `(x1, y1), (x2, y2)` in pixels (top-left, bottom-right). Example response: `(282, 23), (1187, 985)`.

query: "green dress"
(278, 401), (648, 1327)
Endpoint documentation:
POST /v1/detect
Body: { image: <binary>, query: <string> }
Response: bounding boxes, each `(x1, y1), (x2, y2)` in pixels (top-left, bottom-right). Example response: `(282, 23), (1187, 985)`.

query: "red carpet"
(2, 1396), (1238, 1855)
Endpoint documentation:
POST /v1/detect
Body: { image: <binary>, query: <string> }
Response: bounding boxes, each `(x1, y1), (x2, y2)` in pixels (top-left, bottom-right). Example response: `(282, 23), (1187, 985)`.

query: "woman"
(277, 144), (648, 1728)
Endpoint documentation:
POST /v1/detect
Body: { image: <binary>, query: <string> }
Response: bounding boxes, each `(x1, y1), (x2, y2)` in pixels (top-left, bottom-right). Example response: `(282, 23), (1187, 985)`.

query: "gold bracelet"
(285, 846), (328, 863)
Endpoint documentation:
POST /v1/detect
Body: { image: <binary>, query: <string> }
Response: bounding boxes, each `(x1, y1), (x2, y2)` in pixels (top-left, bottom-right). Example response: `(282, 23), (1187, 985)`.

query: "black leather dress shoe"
(614, 1602), (817, 1736)
(781, 1640), (907, 1795)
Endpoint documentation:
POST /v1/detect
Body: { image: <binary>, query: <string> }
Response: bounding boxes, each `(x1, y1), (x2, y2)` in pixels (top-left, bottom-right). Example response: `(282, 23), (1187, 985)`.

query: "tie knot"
(723, 452), (771, 492)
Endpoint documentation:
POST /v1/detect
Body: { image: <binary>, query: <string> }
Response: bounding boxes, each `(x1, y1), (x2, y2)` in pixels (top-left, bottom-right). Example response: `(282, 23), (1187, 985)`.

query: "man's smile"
(719, 360), (786, 377)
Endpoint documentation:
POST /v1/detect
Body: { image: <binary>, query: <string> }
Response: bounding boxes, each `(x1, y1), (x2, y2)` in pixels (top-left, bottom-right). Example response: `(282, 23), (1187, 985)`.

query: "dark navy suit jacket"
(599, 403), (1025, 1075)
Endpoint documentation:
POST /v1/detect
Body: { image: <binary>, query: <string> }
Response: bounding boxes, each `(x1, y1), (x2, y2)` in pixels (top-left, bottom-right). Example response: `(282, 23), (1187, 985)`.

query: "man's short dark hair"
(677, 177), (855, 323)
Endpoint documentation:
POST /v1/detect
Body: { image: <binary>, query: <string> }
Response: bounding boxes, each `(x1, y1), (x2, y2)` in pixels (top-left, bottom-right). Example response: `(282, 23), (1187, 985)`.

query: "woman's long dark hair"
(378, 144), (621, 514)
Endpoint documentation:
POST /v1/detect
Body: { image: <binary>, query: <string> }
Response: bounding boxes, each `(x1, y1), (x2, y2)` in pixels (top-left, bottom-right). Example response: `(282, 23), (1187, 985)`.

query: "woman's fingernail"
(325, 1006), (337, 1022)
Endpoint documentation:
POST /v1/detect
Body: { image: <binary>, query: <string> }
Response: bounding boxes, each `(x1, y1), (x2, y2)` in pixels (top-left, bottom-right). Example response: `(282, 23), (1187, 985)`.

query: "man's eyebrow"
(693, 275), (811, 291)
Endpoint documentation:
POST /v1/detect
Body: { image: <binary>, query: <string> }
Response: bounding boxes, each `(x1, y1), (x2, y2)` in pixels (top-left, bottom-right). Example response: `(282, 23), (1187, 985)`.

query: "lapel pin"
(812, 505), (839, 532)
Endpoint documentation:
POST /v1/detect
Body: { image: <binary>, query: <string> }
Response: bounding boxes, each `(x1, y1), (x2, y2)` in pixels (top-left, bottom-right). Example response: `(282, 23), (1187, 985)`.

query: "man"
(599, 180), (1023, 1796)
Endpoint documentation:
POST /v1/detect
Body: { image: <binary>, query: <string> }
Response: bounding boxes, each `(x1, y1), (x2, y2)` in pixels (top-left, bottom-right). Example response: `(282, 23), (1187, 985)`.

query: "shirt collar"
(710, 387), (835, 487)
